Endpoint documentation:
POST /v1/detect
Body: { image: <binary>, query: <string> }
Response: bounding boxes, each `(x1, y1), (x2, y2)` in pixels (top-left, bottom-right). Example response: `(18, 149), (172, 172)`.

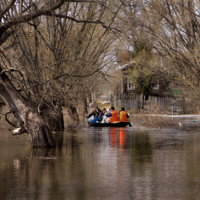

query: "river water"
(1, 124), (200, 200)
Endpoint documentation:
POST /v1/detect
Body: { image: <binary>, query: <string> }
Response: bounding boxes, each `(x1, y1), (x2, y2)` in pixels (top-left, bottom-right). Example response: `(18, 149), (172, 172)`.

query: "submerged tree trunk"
(0, 69), (56, 147)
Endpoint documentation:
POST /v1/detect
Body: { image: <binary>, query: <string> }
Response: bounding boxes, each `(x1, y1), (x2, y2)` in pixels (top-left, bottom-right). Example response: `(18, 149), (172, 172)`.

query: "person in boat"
(100, 108), (110, 123)
(118, 107), (129, 122)
(106, 106), (119, 123)
(91, 108), (107, 123)
(86, 107), (102, 122)
(102, 108), (110, 123)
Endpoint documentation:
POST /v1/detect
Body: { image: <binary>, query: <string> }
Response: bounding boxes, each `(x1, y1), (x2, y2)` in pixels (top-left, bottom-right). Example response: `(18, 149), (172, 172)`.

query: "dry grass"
(129, 113), (180, 128)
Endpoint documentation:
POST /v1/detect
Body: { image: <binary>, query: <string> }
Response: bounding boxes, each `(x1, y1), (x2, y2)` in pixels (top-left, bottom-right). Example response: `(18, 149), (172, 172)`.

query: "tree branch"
(0, 0), (16, 19)
(5, 111), (17, 128)
(48, 13), (122, 33)
(0, 1), (65, 35)
(1, 68), (27, 92)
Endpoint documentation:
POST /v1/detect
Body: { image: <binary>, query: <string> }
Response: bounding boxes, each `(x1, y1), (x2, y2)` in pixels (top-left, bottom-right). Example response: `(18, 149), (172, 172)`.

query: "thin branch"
(1, 68), (25, 80)
(1, 1), (65, 32)
(5, 111), (17, 128)
(0, 0), (16, 19)
(1, 68), (27, 92)
(48, 13), (122, 33)
(53, 69), (99, 80)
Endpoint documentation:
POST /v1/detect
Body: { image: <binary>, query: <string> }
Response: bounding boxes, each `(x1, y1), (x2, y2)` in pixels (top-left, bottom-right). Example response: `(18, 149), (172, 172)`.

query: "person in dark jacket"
(86, 107), (102, 121)
(90, 108), (107, 123)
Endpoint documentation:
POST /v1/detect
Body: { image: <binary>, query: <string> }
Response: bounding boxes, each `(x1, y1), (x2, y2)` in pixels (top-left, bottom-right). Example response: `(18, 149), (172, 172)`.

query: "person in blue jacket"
(85, 107), (102, 121)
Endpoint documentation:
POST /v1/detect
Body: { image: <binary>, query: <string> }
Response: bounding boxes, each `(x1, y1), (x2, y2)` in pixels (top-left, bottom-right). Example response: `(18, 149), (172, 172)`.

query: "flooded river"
(1, 125), (200, 200)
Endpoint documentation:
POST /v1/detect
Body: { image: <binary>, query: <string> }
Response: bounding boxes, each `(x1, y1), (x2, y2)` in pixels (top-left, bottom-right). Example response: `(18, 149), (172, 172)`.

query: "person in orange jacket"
(105, 106), (118, 123)
(118, 107), (129, 122)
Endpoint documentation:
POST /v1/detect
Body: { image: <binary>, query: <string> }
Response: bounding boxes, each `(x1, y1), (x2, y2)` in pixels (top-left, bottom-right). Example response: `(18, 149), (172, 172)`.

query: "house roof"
(116, 51), (133, 65)
(120, 61), (136, 71)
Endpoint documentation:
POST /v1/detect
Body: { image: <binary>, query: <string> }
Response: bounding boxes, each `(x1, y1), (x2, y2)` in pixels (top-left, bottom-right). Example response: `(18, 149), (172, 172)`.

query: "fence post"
(110, 95), (113, 106)
(114, 95), (117, 108)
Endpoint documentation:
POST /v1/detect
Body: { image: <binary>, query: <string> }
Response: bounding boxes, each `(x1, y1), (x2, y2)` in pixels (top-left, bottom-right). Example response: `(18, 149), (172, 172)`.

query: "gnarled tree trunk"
(0, 69), (55, 147)
(42, 105), (64, 131)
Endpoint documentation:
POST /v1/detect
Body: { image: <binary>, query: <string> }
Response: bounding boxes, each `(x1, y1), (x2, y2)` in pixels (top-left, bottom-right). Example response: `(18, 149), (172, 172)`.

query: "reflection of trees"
(31, 147), (56, 157)
(0, 139), (31, 199)
(87, 128), (105, 146)
(153, 138), (184, 150)
(130, 132), (153, 165)
(0, 130), (87, 200)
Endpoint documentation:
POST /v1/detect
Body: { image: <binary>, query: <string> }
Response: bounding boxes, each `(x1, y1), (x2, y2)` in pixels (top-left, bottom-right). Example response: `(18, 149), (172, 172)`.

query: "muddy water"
(1, 125), (200, 200)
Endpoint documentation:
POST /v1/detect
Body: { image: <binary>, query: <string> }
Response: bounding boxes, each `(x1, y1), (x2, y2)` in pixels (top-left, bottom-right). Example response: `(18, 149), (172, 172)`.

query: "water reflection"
(1, 127), (200, 199)
(13, 158), (21, 170)
(109, 128), (118, 147)
(131, 131), (153, 165)
(119, 128), (127, 149)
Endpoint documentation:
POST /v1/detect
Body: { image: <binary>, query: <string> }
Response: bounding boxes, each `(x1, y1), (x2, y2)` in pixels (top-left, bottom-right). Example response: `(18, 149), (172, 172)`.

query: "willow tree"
(0, 0), (122, 147)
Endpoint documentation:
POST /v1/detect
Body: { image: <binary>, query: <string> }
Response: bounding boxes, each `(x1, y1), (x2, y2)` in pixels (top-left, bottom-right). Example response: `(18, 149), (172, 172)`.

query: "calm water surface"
(1, 125), (200, 200)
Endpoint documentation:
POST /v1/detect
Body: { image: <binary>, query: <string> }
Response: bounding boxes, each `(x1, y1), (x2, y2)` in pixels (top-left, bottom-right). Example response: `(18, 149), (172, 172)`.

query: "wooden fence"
(110, 94), (200, 114)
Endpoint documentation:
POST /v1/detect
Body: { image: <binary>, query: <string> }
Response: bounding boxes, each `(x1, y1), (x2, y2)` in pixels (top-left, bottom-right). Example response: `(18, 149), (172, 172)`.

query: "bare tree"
(0, 0), (121, 147)
(144, 0), (200, 98)
(119, 0), (200, 99)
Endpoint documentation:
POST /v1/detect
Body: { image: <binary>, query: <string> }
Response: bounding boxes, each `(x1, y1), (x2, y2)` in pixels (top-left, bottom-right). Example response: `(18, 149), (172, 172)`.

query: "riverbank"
(129, 112), (200, 130)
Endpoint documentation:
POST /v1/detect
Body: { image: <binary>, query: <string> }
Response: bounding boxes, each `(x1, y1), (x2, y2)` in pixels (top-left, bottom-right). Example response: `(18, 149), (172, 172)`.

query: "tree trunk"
(77, 97), (88, 121)
(0, 69), (56, 147)
(66, 105), (79, 123)
(42, 106), (64, 131)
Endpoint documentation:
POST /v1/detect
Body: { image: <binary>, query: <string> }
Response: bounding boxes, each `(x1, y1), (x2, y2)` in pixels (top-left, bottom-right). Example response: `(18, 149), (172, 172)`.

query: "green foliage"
(128, 42), (164, 95)
(137, 75), (152, 95)
(132, 42), (151, 59)
(172, 89), (182, 98)
(138, 83), (151, 95)
(134, 43), (146, 53)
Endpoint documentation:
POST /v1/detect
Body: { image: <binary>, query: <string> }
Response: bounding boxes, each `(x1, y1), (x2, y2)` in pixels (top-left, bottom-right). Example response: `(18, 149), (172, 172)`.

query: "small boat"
(88, 121), (129, 127)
